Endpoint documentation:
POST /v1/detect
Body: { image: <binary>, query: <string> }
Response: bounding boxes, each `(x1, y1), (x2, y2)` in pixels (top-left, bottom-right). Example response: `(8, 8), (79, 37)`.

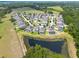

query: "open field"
(48, 6), (64, 12)
(47, 6), (64, 14)
(0, 14), (24, 57)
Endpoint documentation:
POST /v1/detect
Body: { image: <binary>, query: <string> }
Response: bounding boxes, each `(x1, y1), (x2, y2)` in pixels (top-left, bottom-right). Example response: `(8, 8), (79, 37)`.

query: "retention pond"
(23, 37), (69, 57)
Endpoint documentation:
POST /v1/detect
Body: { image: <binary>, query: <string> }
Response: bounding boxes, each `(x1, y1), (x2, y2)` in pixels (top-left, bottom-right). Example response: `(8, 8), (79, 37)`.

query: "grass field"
(47, 6), (64, 14)
(48, 6), (64, 12)
(0, 14), (23, 57)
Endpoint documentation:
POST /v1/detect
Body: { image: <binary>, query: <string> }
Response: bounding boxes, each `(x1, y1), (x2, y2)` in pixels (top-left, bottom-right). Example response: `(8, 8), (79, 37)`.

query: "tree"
(23, 45), (64, 58)
(0, 36), (2, 39)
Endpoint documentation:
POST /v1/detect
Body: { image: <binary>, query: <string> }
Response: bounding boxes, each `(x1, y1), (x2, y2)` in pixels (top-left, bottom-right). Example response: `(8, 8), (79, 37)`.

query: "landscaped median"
(19, 31), (77, 58)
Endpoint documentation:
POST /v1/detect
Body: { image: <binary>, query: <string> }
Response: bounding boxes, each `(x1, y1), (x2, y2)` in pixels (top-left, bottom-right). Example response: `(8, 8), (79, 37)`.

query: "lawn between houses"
(0, 14), (24, 57)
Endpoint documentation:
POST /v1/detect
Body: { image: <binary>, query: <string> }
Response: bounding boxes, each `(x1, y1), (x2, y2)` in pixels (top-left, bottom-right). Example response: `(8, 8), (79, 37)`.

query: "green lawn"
(24, 10), (44, 14)
(48, 6), (64, 12)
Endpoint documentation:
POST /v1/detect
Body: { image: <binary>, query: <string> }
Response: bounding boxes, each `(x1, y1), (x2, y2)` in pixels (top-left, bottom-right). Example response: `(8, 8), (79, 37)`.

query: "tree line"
(62, 6), (79, 57)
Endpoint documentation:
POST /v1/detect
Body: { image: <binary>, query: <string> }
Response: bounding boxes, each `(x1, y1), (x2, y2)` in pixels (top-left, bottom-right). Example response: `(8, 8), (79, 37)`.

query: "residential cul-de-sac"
(12, 10), (64, 35)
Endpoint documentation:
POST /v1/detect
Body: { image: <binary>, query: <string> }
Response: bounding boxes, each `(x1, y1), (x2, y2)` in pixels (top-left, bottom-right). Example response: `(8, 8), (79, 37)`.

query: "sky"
(0, 0), (79, 1)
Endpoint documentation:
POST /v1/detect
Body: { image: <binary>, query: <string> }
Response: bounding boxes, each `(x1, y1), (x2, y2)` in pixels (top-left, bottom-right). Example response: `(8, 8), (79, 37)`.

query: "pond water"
(28, 38), (64, 53)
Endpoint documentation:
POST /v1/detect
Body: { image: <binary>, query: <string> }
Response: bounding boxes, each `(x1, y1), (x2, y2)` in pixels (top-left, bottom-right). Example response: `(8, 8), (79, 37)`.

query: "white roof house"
(13, 12), (65, 34)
